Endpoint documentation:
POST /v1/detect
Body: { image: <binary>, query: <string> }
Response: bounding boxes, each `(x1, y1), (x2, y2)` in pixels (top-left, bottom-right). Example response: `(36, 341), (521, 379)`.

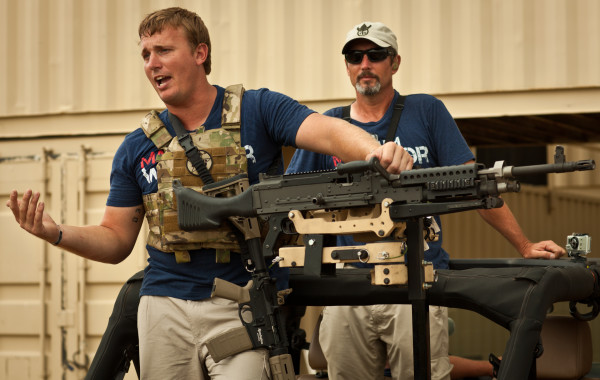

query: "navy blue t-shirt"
(107, 85), (314, 300)
(286, 92), (474, 269)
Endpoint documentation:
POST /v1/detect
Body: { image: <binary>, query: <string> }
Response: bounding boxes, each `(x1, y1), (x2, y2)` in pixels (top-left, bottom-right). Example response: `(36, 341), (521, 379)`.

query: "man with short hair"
(287, 21), (566, 380)
(6, 9), (412, 380)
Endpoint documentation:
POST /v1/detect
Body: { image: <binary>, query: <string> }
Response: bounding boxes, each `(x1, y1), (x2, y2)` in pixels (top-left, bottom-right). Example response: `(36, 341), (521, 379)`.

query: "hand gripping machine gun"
(173, 146), (597, 380)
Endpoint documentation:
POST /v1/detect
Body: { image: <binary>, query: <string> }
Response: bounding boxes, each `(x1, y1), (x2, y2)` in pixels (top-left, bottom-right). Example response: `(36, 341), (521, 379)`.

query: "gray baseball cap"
(341, 22), (398, 54)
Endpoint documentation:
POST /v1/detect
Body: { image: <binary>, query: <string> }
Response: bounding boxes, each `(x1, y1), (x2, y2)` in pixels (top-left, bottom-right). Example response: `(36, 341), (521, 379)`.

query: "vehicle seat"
(536, 316), (598, 380)
(297, 314), (327, 379)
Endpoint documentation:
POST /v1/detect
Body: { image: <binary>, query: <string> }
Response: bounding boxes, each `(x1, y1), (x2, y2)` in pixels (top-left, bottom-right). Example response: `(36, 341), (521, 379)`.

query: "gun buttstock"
(173, 181), (256, 231)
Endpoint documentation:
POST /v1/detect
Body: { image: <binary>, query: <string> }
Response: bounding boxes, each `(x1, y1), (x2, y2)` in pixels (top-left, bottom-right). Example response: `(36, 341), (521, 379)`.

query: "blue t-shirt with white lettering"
(286, 92), (474, 269)
(107, 85), (313, 300)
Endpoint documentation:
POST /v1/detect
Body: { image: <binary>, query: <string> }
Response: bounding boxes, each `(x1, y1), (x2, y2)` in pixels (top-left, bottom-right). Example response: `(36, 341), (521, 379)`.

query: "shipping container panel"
(1, 0), (599, 117)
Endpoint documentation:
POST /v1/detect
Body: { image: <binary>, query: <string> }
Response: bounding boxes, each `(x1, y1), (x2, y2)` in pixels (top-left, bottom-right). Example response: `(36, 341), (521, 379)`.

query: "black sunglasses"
(344, 47), (392, 64)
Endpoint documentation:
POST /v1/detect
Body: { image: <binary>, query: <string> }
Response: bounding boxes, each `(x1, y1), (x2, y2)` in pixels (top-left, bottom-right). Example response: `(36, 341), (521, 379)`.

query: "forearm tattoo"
(133, 208), (143, 223)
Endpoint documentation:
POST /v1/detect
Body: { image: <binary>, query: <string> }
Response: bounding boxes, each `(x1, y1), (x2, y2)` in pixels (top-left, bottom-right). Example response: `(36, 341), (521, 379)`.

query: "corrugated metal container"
(0, 138), (146, 380)
(1, 0), (599, 119)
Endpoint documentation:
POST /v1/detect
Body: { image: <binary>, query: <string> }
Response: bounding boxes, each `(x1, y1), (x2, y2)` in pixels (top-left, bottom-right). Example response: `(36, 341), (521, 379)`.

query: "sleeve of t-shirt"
(428, 97), (474, 166)
(106, 135), (144, 207)
(285, 106), (342, 174)
(250, 88), (315, 147)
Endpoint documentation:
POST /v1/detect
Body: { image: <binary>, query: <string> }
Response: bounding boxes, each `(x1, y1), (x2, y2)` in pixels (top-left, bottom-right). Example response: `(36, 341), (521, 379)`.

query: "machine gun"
(176, 145), (594, 230)
(173, 145), (595, 380)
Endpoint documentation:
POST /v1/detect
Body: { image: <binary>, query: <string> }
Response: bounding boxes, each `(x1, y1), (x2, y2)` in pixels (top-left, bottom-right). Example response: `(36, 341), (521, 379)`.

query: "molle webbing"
(140, 85), (247, 262)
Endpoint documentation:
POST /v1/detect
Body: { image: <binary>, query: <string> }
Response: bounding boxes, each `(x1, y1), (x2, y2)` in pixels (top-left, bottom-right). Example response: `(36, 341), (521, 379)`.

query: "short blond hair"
(138, 7), (212, 74)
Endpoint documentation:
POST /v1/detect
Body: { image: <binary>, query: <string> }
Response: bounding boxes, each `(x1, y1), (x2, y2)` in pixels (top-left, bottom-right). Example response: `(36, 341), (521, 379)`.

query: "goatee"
(355, 72), (381, 96)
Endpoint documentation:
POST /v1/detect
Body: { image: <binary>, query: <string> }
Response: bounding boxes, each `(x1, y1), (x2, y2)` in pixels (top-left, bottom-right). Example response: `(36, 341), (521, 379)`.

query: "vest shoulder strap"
(341, 105), (352, 122)
(140, 110), (172, 149)
(385, 95), (406, 143)
(222, 84), (245, 130)
(340, 95), (406, 143)
(140, 84), (245, 149)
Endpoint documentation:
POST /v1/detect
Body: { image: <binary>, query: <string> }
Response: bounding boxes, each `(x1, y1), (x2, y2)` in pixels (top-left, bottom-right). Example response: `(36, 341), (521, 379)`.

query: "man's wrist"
(52, 225), (63, 246)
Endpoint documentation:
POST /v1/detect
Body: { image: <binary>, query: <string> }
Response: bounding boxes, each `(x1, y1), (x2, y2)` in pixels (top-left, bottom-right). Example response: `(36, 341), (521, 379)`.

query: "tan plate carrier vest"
(141, 84), (247, 264)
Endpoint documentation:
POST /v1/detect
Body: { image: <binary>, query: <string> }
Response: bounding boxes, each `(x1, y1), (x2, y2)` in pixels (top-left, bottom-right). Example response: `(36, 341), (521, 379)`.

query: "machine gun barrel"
(510, 159), (595, 177)
(479, 159), (595, 178)
(478, 145), (595, 179)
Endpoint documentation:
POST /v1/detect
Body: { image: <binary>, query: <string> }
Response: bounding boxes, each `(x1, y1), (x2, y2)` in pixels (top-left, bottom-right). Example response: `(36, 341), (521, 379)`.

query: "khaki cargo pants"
(319, 304), (452, 380)
(138, 295), (270, 380)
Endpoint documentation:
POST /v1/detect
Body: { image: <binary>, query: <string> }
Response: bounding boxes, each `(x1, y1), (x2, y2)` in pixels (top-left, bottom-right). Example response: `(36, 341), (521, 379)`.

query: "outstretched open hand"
(6, 189), (60, 244)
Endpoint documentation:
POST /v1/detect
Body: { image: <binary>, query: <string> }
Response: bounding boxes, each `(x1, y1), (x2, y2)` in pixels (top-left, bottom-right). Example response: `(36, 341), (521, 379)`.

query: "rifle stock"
(173, 178), (256, 230)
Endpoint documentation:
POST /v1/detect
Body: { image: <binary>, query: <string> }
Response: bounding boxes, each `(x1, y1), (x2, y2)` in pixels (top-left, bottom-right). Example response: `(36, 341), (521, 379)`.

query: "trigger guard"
(239, 303), (254, 324)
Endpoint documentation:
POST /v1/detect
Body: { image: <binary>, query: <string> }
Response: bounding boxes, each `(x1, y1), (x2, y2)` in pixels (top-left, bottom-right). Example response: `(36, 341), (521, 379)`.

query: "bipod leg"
(406, 218), (431, 380)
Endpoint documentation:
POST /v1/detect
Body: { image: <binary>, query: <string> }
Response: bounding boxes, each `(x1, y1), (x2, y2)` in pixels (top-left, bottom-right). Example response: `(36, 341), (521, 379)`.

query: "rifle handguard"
(269, 354), (296, 380)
